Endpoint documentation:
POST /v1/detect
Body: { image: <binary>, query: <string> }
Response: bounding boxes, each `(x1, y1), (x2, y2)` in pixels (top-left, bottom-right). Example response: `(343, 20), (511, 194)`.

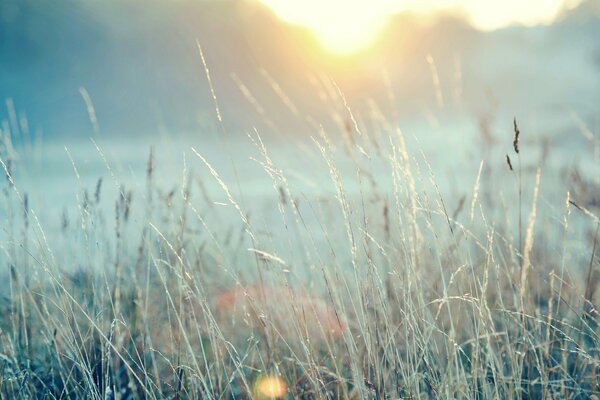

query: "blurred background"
(0, 0), (598, 139)
(0, 0), (599, 247)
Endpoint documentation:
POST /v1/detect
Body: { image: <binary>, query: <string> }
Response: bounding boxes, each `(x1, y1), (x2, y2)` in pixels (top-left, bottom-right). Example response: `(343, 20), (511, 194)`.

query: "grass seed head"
(506, 154), (513, 171)
(513, 117), (520, 154)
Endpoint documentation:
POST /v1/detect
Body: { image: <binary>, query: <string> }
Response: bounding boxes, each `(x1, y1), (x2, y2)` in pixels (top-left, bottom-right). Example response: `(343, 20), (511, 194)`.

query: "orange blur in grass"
(254, 375), (287, 399)
(216, 284), (345, 339)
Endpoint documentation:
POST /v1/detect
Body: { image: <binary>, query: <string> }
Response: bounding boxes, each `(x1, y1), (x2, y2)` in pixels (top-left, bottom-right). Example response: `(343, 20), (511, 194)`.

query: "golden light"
(257, 0), (580, 54)
(254, 375), (287, 398)
(258, 0), (393, 55)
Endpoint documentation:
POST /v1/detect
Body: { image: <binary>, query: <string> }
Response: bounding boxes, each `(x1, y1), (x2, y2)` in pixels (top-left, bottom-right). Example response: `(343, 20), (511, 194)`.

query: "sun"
(258, 0), (393, 55)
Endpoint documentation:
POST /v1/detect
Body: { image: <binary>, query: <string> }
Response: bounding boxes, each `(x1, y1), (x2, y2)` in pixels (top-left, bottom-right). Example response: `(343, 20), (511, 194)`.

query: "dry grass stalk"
(519, 168), (541, 307)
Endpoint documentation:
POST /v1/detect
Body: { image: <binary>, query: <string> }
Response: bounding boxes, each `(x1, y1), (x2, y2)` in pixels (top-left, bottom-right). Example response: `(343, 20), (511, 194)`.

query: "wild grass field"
(1, 104), (600, 400)
(1, 1), (600, 399)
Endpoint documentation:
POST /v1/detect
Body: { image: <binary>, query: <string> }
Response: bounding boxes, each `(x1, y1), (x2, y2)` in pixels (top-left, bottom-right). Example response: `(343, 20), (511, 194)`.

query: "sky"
(257, 0), (583, 54)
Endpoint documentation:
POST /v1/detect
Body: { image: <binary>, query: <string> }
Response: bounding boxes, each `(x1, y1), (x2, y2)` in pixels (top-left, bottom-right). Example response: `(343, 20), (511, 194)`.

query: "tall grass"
(0, 102), (599, 400)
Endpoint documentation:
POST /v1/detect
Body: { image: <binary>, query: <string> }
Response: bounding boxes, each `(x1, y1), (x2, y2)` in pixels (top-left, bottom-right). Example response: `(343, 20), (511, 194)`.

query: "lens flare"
(254, 375), (287, 398)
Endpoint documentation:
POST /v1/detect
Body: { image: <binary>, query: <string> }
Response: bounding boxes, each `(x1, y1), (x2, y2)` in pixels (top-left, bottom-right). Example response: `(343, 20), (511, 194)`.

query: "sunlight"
(258, 0), (580, 54)
(258, 0), (392, 55)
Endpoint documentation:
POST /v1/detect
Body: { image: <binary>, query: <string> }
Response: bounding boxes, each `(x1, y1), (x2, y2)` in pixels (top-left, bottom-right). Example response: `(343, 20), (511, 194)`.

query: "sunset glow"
(258, 0), (392, 54)
(258, 0), (579, 54)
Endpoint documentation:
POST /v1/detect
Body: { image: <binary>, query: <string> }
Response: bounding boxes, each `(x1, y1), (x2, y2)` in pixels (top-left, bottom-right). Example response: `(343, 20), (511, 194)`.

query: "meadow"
(1, 1), (599, 398)
(1, 103), (599, 399)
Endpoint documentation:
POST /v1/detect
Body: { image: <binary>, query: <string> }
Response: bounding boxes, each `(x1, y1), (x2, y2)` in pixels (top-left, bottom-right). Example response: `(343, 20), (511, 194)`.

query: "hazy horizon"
(1, 0), (598, 140)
